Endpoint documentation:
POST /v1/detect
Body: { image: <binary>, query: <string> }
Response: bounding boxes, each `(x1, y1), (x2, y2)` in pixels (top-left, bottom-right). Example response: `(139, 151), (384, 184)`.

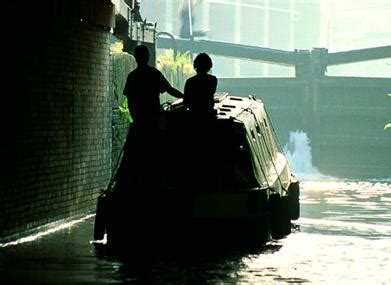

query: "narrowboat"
(94, 93), (300, 248)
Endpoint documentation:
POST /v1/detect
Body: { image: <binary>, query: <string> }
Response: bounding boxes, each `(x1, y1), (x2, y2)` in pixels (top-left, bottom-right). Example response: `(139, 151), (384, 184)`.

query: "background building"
(141, 0), (391, 77)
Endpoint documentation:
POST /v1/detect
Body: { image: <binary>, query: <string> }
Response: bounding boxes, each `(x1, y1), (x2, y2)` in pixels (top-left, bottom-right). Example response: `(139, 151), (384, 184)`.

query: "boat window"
(251, 128), (256, 141)
(249, 127), (269, 173)
(219, 108), (231, 112)
(255, 123), (261, 135)
(263, 118), (268, 128)
(222, 104), (236, 108)
(229, 97), (243, 101)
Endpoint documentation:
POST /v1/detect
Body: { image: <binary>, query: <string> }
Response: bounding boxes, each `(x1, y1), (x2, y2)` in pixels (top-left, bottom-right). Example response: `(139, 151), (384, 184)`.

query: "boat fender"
(93, 194), (108, 240)
(281, 195), (292, 236)
(248, 190), (268, 215)
(288, 182), (300, 220)
(269, 193), (285, 239)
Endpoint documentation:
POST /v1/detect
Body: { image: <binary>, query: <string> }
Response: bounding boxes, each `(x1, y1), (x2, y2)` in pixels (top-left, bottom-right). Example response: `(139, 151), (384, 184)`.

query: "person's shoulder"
(206, 74), (217, 83)
(126, 67), (139, 78)
(127, 68), (136, 75)
(185, 75), (197, 84)
(145, 66), (165, 77)
(148, 66), (162, 73)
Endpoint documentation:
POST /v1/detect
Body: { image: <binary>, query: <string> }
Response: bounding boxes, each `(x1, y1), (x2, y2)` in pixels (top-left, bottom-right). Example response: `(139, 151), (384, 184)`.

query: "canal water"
(1, 180), (390, 284)
(1, 132), (390, 284)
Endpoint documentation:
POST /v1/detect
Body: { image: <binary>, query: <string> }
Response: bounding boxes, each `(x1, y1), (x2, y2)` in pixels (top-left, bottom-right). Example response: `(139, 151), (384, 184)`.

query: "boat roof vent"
(229, 97), (243, 101)
(221, 104), (236, 108)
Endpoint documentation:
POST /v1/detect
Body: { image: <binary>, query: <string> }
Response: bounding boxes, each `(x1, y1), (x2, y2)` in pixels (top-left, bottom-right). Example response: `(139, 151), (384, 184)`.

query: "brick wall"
(110, 53), (136, 173)
(0, 1), (114, 242)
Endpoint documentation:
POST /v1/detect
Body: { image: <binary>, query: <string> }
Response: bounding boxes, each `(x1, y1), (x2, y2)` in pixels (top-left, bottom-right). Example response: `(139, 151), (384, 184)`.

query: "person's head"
(134, 45), (149, 66)
(193, 53), (212, 74)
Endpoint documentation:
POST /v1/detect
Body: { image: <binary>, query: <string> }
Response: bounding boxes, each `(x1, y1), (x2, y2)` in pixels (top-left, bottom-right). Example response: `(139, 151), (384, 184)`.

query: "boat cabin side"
(164, 94), (292, 195)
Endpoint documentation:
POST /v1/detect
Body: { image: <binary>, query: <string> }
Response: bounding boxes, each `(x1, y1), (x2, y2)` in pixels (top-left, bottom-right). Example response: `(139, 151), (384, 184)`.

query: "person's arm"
(166, 86), (184, 99)
(158, 70), (184, 98)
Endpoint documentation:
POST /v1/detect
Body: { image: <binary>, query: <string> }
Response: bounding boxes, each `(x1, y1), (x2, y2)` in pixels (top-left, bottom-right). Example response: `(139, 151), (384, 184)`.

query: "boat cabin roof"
(213, 93), (264, 120)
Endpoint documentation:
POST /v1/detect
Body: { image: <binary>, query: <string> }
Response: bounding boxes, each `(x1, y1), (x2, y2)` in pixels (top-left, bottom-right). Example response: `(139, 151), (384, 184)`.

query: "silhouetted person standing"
(120, 45), (183, 189)
(183, 53), (218, 190)
(124, 45), (183, 130)
(184, 53), (217, 116)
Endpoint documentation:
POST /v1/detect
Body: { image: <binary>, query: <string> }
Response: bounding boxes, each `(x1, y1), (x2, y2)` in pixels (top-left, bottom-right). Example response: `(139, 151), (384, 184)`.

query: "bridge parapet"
(157, 37), (390, 78)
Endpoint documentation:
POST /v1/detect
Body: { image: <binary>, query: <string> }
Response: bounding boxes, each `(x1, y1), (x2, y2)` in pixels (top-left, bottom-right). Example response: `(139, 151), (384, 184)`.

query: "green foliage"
(110, 48), (194, 120)
(111, 52), (136, 105)
(111, 41), (124, 54)
(157, 50), (195, 103)
(118, 99), (132, 124)
(111, 51), (136, 122)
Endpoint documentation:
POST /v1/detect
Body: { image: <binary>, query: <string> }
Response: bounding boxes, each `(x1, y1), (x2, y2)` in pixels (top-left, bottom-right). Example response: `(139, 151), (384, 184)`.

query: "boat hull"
(97, 189), (271, 248)
(95, 181), (299, 248)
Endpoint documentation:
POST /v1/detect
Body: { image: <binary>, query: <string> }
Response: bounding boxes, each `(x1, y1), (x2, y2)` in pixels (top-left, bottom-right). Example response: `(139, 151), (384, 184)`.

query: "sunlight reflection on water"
(301, 180), (391, 192)
(235, 180), (391, 284)
(0, 180), (390, 284)
(241, 232), (390, 284)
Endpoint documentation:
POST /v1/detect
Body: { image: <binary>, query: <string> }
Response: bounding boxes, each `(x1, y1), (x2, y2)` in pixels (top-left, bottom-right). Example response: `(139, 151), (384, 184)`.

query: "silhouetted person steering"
(184, 53), (217, 117)
(123, 45), (183, 131)
(120, 45), (183, 189)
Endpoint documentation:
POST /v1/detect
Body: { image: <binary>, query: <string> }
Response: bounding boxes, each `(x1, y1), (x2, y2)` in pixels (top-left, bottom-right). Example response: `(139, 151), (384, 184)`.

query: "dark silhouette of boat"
(94, 93), (300, 249)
